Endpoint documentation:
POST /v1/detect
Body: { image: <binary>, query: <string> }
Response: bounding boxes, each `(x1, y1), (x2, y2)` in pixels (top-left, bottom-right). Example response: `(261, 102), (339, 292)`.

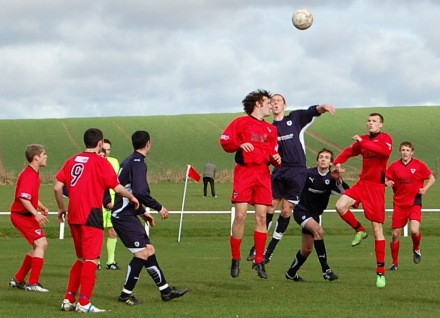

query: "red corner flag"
(187, 165), (201, 182)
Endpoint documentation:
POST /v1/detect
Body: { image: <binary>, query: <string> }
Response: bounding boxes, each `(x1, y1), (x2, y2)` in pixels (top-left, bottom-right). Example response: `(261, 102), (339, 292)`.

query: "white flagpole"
(178, 165), (191, 242)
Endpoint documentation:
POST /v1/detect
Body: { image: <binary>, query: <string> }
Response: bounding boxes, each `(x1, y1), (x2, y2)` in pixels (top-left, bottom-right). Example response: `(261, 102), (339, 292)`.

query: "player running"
(386, 141), (435, 270)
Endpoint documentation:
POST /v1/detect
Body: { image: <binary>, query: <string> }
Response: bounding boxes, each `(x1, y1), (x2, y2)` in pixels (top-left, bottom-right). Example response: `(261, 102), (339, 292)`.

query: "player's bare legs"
(335, 194), (367, 246)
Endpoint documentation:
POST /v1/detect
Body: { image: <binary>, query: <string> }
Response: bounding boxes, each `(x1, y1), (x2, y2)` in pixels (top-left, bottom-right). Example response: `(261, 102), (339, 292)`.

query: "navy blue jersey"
(273, 106), (320, 167)
(112, 151), (162, 217)
(295, 167), (349, 216)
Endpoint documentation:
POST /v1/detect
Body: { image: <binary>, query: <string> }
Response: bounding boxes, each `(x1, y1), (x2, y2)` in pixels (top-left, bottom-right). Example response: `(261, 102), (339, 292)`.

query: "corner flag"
(187, 165), (201, 182)
(178, 164), (200, 242)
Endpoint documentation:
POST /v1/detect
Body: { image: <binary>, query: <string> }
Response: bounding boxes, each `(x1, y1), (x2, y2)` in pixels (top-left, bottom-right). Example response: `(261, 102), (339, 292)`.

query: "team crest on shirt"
(325, 179), (330, 185)
(410, 169), (416, 174)
(287, 120), (292, 126)
(35, 229), (42, 236)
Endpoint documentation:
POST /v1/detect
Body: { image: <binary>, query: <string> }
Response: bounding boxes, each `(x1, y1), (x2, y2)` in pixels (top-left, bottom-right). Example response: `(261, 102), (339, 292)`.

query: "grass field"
(1, 184), (440, 317)
(1, 106), (439, 317)
(1, 211), (440, 318)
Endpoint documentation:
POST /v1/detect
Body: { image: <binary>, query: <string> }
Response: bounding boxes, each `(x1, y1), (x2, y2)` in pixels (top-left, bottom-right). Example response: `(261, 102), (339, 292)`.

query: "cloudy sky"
(1, 0), (439, 119)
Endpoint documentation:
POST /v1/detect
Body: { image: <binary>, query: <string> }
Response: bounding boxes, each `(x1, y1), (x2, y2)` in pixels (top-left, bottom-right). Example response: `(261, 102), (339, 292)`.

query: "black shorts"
(272, 166), (307, 202)
(111, 213), (151, 249)
(293, 207), (320, 236)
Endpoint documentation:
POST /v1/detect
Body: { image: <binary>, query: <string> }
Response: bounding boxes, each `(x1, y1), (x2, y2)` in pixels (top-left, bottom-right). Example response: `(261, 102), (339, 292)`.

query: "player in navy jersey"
(220, 89), (281, 279)
(333, 113), (393, 288)
(9, 144), (50, 292)
(385, 141), (435, 270)
(247, 94), (336, 263)
(111, 130), (187, 305)
(286, 148), (348, 282)
(54, 128), (139, 313)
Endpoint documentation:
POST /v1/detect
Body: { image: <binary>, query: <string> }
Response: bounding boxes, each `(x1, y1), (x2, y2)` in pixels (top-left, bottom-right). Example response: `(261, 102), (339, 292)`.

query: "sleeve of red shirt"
(334, 142), (361, 164)
(359, 134), (393, 157)
(220, 118), (241, 153)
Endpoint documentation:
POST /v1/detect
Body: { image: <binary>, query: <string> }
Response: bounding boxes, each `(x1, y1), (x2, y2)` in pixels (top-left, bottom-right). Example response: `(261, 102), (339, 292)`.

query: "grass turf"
(1, 212), (440, 318)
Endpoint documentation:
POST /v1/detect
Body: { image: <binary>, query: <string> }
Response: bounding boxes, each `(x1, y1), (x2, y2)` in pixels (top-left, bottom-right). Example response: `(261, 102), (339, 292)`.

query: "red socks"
(28, 257), (44, 285)
(411, 233), (422, 251)
(230, 236), (242, 260)
(78, 261), (98, 306)
(390, 241), (400, 265)
(375, 240), (386, 275)
(253, 231), (268, 264)
(65, 260), (83, 303)
(15, 254), (32, 282)
(341, 210), (366, 232)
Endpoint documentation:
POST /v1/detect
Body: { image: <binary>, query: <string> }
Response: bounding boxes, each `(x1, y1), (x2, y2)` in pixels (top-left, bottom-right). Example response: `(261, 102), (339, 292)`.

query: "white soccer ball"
(292, 9), (313, 30)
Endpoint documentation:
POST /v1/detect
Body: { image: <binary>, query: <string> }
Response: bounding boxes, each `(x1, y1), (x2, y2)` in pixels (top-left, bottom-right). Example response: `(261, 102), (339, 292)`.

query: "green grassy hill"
(0, 106), (439, 182)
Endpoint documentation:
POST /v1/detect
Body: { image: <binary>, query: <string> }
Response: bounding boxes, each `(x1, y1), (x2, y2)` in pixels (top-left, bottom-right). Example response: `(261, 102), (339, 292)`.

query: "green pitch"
(1, 212), (440, 318)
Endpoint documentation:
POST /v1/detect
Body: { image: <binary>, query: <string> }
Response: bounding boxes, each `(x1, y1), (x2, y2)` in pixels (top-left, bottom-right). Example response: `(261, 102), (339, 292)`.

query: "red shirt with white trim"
(334, 132), (393, 184)
(386, 158), (432, 206)
(56, 152), (120, 225)
(11, 166), (40, 214)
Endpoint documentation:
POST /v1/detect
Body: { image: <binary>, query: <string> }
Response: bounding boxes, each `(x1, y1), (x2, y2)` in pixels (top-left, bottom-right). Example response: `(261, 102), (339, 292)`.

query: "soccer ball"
(292, 9), (313, 30)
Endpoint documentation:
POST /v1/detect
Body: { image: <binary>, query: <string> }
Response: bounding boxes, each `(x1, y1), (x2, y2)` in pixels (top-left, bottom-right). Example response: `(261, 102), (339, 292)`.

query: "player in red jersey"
(9, 144), (50, 292)
(385, 141), (435, 270)
(54, 128), (139, 313)
(220, 89), (281, 279)
(333, 113), (393, 288)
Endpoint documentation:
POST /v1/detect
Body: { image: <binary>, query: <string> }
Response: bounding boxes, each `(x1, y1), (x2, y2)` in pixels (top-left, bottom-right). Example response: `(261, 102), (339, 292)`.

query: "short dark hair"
(399, 141), (414, 151)
(103, 138), (112, 145)
(84, 128), (103, 148)
(316, 148), (334, 162)
(25, 144), (45, 163)
(369, 112), (384, 123)
(242, 89), (272, 115)
(131, 130), (150, 150)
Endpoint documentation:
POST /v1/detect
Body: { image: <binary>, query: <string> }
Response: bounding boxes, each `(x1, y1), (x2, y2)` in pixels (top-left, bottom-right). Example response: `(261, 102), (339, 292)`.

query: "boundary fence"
(2, 209), (440, 240)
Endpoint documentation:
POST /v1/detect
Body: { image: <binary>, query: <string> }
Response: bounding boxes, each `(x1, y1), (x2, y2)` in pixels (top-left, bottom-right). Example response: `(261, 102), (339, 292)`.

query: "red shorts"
(392, 205), (422, 229)
(10, 212), (46, 244)
(69, 224), (104, 260)
(231, 164), (272, 206)
(344, 180), (386, 223)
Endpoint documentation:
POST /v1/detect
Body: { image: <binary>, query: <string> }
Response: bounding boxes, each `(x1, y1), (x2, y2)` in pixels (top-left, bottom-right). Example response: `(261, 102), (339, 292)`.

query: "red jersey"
(220, 115), (280, 167)
(386, 158), (432, 206)
(56, 152), (120, 225)
(11, 166), (40, 214)
(334, 132), (392, 184)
